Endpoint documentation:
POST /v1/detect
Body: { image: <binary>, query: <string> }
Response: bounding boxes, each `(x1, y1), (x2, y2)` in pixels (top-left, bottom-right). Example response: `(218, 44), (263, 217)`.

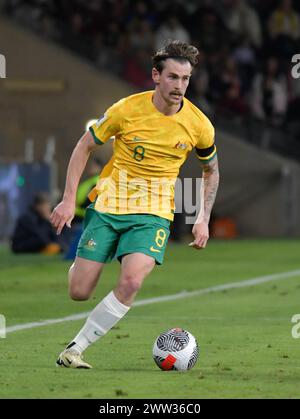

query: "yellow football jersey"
(88, 90), (216, 221)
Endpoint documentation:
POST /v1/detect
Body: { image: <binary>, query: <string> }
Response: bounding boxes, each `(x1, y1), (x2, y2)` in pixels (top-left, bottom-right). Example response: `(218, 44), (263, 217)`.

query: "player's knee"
(121, 273), (143, 295)
(69, 286), (90, 301)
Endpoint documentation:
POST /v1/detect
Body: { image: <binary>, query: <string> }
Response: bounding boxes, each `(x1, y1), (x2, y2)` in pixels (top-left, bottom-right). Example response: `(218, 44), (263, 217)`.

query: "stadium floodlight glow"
(85, 119), (98, 132)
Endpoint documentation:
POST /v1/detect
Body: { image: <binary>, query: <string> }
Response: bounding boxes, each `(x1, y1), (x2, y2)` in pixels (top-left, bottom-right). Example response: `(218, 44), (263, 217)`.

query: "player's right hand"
(50, 200), (75, 235)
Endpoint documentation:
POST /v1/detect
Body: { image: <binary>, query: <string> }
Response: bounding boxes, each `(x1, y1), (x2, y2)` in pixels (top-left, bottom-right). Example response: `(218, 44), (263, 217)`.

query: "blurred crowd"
(3, 0), (300, 149)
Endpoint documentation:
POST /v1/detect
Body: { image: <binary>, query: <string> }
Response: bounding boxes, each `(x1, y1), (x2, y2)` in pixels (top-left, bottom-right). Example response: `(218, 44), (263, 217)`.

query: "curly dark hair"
(152, 40), (199, 73)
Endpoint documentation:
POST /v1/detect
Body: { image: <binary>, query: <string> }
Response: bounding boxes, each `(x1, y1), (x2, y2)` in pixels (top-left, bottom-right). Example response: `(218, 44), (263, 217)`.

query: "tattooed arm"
(190, 156), (220, 249)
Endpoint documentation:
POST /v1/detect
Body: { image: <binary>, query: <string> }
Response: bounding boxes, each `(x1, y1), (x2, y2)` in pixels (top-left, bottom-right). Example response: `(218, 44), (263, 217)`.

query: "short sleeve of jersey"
(89, 100), (123, 145)
(195, 119), (217, 163)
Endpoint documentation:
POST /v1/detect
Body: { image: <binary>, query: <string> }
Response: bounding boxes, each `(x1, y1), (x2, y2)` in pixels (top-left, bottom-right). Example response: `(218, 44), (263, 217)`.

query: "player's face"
(153, 59), (192, 106)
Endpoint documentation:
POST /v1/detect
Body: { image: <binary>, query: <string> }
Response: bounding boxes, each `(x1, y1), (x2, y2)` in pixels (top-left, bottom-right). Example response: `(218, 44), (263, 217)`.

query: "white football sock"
(68, 291), (130, 354)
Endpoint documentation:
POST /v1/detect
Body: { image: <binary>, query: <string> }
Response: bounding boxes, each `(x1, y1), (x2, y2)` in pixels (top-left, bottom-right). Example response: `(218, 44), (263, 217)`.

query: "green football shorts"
(76, 206), (170, 265)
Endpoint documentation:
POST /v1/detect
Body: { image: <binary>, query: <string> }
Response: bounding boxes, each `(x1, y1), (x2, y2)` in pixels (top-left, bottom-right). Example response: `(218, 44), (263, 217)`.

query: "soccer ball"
(152, 328), (199, 371)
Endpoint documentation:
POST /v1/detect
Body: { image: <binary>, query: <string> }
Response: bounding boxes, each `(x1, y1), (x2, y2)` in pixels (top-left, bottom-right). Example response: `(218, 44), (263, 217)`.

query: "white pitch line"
(5, 268), (300, 334)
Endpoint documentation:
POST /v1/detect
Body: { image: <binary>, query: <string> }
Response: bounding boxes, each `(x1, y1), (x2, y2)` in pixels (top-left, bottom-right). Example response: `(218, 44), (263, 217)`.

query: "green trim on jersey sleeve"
(89, 126), (104, 145)
(197, 151), (217, 163)
(196, 144), (217, 162)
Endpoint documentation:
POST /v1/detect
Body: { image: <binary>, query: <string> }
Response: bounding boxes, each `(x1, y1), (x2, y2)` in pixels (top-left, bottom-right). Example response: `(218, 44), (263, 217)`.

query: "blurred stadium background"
(1, 0), (300, 239)
(1, 0), (300, 399)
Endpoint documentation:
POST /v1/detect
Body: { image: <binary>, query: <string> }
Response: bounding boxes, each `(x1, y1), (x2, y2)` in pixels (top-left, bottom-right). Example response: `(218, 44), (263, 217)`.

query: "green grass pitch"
(0, 239), (300, 399)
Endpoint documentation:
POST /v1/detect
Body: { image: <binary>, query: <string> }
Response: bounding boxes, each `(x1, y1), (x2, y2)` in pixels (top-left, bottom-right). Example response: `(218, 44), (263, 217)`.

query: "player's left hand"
(189, 222), (209, 250)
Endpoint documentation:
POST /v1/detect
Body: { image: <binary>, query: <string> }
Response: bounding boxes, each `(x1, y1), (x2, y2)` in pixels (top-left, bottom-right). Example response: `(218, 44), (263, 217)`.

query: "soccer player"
(51, 40), (219, 369)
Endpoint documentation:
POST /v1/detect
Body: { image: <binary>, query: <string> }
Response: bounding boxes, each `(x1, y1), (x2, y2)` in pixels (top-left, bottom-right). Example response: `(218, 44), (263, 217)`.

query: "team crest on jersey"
(85, 238), (97, 250)
(174, 141), (188, 150)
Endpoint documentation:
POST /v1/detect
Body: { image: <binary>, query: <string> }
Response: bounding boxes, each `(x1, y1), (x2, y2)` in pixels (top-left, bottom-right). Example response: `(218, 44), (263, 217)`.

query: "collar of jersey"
(149, 91), (185, 118)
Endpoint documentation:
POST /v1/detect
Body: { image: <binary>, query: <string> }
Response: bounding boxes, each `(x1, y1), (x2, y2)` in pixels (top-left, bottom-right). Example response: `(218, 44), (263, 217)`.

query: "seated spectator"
(123, 48), (153, 89)
(268, 0), (300, 58)
(232, 35), (256, 94)
(215, 57), (248, 117)
(155, 15), (190, 50)
(188, 51), (214, 117)
(191, 6), (229, 54)
(220, 0), (262, 48)
(128, 19), (155, 51)
(250, 56), (287, 125)
(11, 192), (61, 255)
